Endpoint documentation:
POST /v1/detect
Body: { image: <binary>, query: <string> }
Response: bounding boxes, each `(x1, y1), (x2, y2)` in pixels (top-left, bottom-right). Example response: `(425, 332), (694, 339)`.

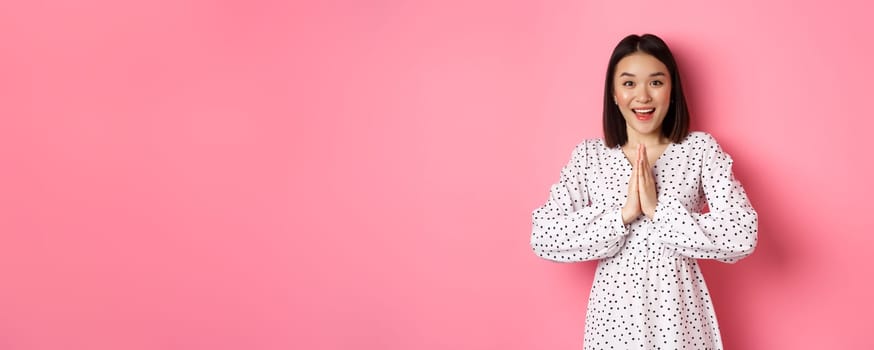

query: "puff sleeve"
(530, 140), (631, 263)
(652, 134), (758, 263)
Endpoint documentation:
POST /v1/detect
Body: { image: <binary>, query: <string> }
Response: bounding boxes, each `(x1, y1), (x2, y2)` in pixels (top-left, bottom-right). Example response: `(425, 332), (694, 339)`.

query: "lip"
(632, 107), (655, 121)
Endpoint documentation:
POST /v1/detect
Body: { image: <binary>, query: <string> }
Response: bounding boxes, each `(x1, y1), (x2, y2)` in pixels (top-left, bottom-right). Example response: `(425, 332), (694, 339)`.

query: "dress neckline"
(615, 141), (675, 170)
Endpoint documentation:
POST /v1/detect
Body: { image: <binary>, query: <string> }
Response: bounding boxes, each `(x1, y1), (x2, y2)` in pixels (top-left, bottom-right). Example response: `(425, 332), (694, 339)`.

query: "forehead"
(614, 53), (669, 76)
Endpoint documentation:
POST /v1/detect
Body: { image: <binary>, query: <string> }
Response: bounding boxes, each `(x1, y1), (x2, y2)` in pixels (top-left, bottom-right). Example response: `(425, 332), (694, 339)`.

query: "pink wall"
(1, 0), (872, 349)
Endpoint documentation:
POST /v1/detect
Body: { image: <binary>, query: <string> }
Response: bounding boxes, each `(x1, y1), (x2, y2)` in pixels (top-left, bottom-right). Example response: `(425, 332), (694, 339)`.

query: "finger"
(645, 161), (654, 181)
(637, 144), (643, 165)
(641, 151), (652, 182)
(641, 144), (649, 169)
(645, 164), (653, 185)
(639, 152), (647, 182)
(643, 146), (655, 184)
(638, 144), (644, 170)
(640, 148), (649, 181)
(637, 155), (644, 184)
(641, 167), (651, 189)
(637, 166), (643, 189)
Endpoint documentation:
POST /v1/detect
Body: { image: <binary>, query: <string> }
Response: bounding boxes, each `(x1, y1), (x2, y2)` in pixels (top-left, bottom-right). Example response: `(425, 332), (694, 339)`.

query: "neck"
(625, 129), (667, 147)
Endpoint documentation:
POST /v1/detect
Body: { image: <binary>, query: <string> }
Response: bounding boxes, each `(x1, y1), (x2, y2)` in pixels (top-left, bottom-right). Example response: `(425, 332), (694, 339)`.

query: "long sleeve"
(530, 140), (630, 263)
(652, 134), (758, 263)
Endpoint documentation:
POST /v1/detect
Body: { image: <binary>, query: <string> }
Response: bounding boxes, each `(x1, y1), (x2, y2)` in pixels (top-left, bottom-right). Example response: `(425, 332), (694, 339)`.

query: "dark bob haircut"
(602, 34), (690, 148)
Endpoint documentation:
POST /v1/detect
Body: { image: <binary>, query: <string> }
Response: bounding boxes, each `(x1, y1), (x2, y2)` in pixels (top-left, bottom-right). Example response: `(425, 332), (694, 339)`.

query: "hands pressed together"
(621, 144), (659, 225)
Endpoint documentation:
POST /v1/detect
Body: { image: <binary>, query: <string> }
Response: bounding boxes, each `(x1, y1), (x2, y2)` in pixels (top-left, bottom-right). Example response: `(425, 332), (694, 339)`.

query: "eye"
(621, 81), (634, 87)
(650, 80), (664, 87)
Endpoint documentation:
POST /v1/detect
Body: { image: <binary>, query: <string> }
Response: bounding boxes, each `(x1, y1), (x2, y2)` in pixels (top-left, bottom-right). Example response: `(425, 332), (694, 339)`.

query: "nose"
(636, 89), (652, 103)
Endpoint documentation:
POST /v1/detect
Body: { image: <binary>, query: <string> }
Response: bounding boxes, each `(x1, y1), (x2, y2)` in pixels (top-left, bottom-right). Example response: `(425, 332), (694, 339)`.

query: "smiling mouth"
(632, 108), (654, 120)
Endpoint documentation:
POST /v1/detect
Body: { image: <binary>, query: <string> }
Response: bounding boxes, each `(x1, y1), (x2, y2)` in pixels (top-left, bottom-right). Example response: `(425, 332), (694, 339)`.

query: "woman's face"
(612, 52), (672, 139)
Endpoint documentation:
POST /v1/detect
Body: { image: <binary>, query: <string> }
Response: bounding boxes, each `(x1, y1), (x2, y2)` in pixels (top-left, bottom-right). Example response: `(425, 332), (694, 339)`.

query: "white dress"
(530, 131), (758, 350)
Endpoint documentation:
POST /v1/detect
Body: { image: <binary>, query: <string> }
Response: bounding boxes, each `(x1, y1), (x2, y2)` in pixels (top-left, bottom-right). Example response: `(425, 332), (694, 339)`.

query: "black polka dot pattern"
(530, 131), (758, 349)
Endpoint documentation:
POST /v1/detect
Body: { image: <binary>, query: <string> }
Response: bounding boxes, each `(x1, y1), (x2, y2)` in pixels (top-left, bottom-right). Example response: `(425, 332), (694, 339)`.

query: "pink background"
(1, 0), (872, 349)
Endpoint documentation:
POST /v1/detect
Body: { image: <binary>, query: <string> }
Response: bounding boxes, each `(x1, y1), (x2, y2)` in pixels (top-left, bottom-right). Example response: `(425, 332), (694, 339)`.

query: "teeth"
(633, 108), (654, 113)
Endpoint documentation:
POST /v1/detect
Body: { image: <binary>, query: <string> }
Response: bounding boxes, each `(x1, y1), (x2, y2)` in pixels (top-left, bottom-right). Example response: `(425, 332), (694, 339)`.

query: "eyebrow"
(618, 72), (667, 77)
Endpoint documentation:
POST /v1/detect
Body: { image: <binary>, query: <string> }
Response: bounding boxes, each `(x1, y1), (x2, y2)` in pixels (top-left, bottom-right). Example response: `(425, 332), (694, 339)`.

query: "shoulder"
(683, 131), (719, 146)
(572, 137), (609, 156)
(683, 131), (734, 166)
(578, 137), (607, 148)
(682, 131), (725, 153)
(565, 137), (609, 164)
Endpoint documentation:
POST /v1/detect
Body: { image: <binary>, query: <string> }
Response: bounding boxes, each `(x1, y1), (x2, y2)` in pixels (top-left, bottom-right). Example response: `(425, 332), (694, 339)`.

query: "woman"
(530, 34), (758, 349)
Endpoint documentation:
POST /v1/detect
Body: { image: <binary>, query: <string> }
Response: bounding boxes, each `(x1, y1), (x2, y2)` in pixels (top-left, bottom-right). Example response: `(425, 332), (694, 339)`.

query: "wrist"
(644, 205), (657, 220)
(621, 206), (636, 225)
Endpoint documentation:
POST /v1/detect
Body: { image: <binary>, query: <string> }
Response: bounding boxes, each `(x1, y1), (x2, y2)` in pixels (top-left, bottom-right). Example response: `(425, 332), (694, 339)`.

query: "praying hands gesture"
(621, 144), (659, 224)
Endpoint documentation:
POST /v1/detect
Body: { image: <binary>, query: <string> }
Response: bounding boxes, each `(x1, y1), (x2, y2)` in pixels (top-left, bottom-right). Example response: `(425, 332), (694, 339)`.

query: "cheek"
(660, 85), (672, 101)
(652, 89), (670, 108)
(614, 90), (633, 104)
